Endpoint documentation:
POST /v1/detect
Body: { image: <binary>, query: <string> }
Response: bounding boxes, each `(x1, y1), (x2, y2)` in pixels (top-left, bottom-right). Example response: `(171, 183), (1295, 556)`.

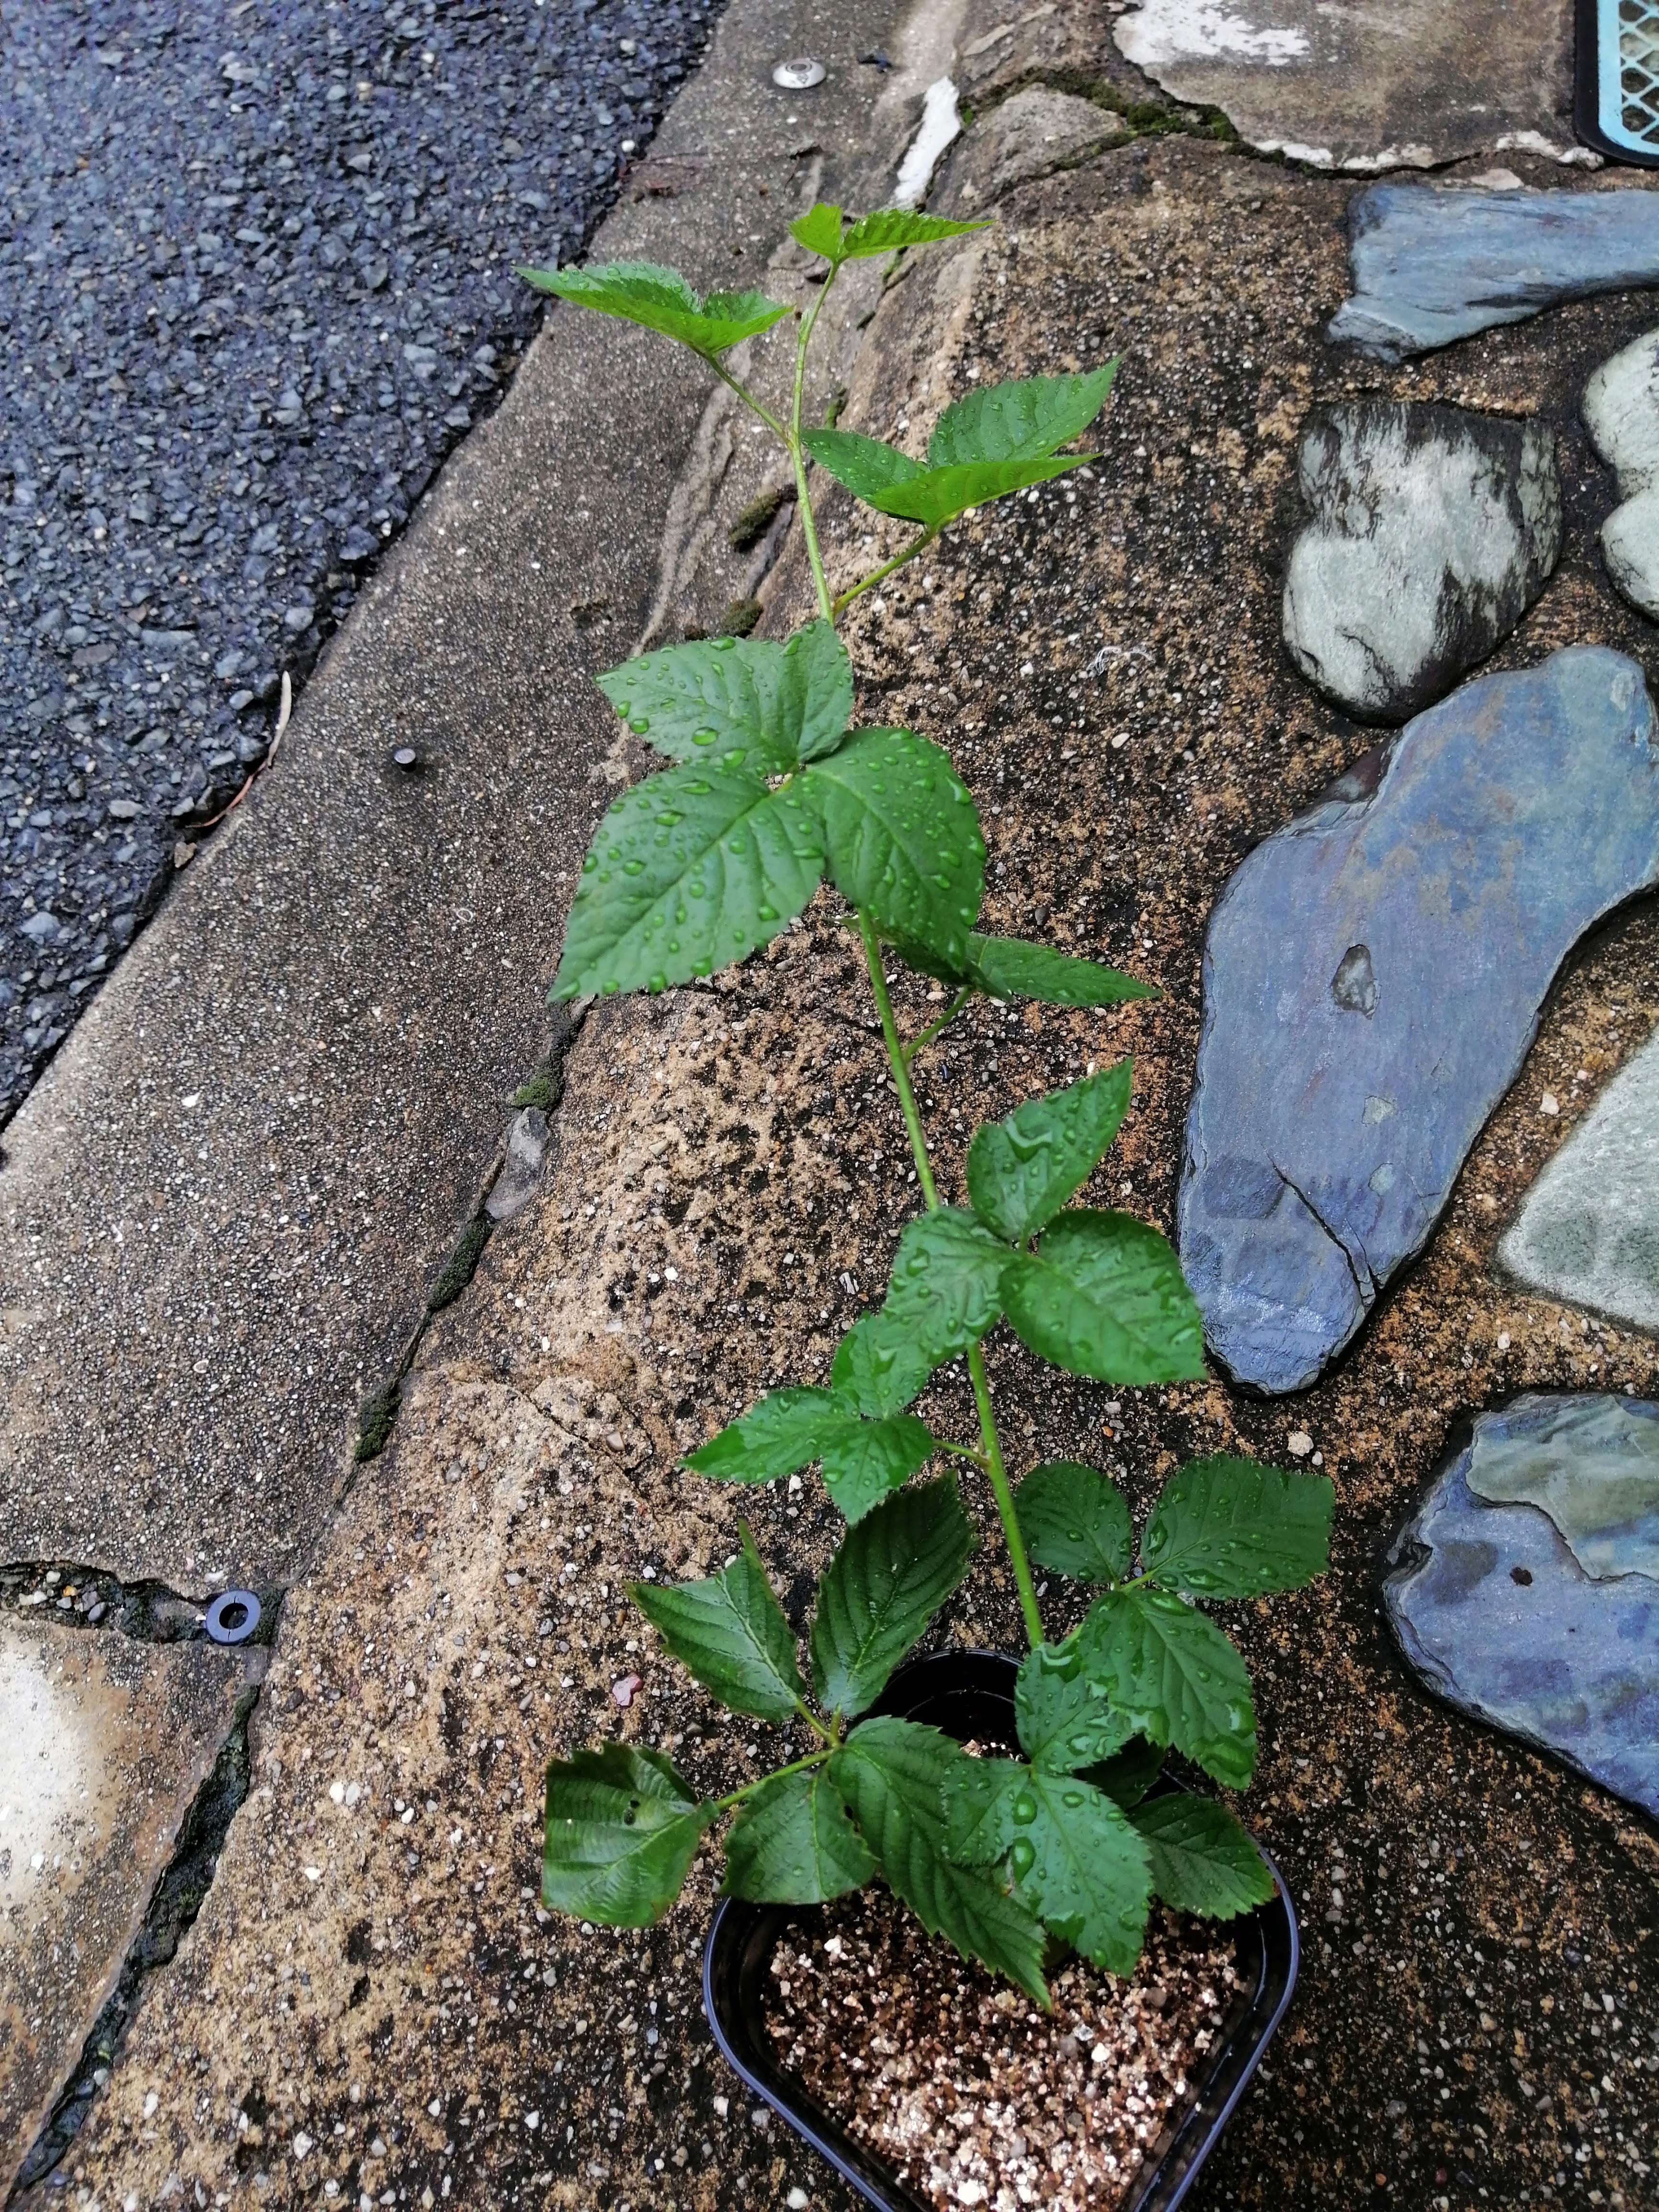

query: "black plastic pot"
(703, 1649), (1298, 2212)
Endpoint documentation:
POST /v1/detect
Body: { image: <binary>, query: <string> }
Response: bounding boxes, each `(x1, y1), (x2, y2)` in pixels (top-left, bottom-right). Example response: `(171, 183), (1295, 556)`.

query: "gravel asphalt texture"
(0, 0), (726, 1132)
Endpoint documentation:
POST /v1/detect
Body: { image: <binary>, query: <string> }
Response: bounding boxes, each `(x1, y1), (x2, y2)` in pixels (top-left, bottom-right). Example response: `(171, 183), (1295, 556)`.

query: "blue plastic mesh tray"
(1579, 0), (1659, 163)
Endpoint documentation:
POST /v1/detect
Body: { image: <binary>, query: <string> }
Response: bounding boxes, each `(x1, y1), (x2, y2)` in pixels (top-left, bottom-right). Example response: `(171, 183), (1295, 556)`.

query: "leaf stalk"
(712, 1746), (831, 1813)
(833, 524), (940, 617)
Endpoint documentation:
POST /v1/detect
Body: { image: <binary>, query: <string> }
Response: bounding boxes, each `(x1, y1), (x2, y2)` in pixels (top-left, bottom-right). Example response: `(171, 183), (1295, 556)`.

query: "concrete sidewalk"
(0, 0), (961, 2189)
(8, 0), (1659, 2206)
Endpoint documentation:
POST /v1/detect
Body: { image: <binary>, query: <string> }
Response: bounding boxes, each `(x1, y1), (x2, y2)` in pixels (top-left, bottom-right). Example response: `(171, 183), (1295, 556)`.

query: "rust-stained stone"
(0, 1619), (248, 2190)
(52, 135), (1659, 2212)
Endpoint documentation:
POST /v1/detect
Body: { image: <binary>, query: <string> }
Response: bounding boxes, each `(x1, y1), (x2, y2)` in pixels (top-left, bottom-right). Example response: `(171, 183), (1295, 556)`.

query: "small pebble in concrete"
(1283, 402), (1560, 722)
(1386, 1394), (1659, 1818)
(1180, 647), (1659, 1393)
(485, 1107), (551, 1224)
(1583, 325), (1659, 622)
(1500, 1029), (1659, 1331)
(1329, 185), (1659, 361)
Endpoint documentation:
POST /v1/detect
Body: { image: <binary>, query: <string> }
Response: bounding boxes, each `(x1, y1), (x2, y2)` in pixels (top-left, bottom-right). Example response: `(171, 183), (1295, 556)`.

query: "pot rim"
(702, 1646), (1299, 2212)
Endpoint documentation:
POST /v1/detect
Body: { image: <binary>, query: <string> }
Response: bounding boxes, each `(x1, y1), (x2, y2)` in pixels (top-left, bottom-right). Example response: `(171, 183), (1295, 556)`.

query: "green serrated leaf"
(1129, 1793), (1275, 1919)
(967, 1061), (1133, 1243)
(1001, 1209), (1206, 1385)
(542, 1742), (713, 1926)
(594, 621), (852, 772)
(802, 427), (1088, 530)
(876, 928), (1155, 1009)
(1141, 1456), (1334, 1598)
(1084, 1735), (1166, 1811)
(1015, 1462), (1133, 1585)
(521, 260), (794, 358)
(631, 1526), (806, 1722)
(722, 1763), (875, 1903)
(884, 1208), (1008, 1362)
(810, 1476), (975, 1718)
(552, 758), (824, 1000)
(942, 1756), (1151, 1976)
(684, 1385), (933, 1523)
(830, 1718), (1049, 2003)
(839, 208), (989, 260)
(683, 1388), (842, 1484)
(800, 728), (985, 968)
(819, 1413), (937, 1524)
(928, 365), (1121, 467)
(1080, 1586), (1257, 1790)
(1014, 1639), (1133, 1773)
(830, 1311), (936, 1419)
(790, 201), (848, 262)
(967, 934), (1156, 1008)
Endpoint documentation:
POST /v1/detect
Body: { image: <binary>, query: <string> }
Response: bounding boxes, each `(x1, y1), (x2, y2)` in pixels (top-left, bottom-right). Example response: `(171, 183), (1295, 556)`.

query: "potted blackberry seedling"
(522, 206), (1329, 2211)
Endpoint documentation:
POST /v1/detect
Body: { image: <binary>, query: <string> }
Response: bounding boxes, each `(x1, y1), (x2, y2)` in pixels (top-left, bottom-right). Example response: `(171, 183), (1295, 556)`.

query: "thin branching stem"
(858, 911), (1045, 1653)
(968, 1343), (1045, 1652)
(903, 986), (973, 1063)
(833, 524), (940, 617)
(710, 361), (788, 443)
(859, 911), (939, 1211)
(788, 270), (838, 623)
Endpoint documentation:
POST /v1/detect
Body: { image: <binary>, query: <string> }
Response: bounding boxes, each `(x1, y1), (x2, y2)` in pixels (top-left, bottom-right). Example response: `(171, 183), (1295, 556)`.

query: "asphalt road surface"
(0, 0), (725, 1132)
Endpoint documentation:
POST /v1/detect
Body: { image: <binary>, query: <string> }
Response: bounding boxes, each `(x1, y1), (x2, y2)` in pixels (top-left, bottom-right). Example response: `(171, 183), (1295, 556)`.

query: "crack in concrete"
(8, 1685), (263, 2202)
(0, 1562), (277, 1644)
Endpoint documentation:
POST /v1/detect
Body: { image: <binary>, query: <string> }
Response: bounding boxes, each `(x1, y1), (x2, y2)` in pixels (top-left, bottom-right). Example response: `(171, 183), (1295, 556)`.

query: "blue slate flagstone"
(1328, 184), (1659, 363)
(1385, 1395), (1659, 1819)
(1179, 647), (1659, 1395)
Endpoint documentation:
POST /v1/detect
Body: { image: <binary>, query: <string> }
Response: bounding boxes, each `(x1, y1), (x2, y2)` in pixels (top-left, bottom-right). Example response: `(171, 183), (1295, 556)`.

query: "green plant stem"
(903, 986), (973, 1063)
(858, 911), (1045, 1655)
(789, 270), (838, 623)
(933, 1439), (991, 1472)
(713, 1746), (830, 1813)
(710, 362), (788, 443)
(794, 1697), (835, 1746)
(859, 911), (938, 1210)
(968, 1343), (1045, 1653)
(833, 525), (939, 618)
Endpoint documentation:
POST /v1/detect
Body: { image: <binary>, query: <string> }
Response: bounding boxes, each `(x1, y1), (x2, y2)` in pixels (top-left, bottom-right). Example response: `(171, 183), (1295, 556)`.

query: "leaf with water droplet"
(967, 1061), (1132, 1243)
(830, 1720), (1048, 2004)
(541, 1741), (713, 1928)
(1015, 1637), (1133, 1773)
(1014, 1462), (1133, 1586)
(1078, 1585), (1256, 1791)
(722, 1764), (875, 1905)
(1129, 1793), (1274, 1919)
(942, 1754), (1151, 1976)
(881, 1208), (1007, 1363)
(797, 727), (985, 969)
(810, 1478), (976, 1718)
(552, 756), (825, 1001)
(829, 1311), (937, 1420)
(1002, 1210), (1206, 1387)
(1140, 1455), (1332, 1598)
(594, 620), (853, 772)
(631, 1524), (806, 1722)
